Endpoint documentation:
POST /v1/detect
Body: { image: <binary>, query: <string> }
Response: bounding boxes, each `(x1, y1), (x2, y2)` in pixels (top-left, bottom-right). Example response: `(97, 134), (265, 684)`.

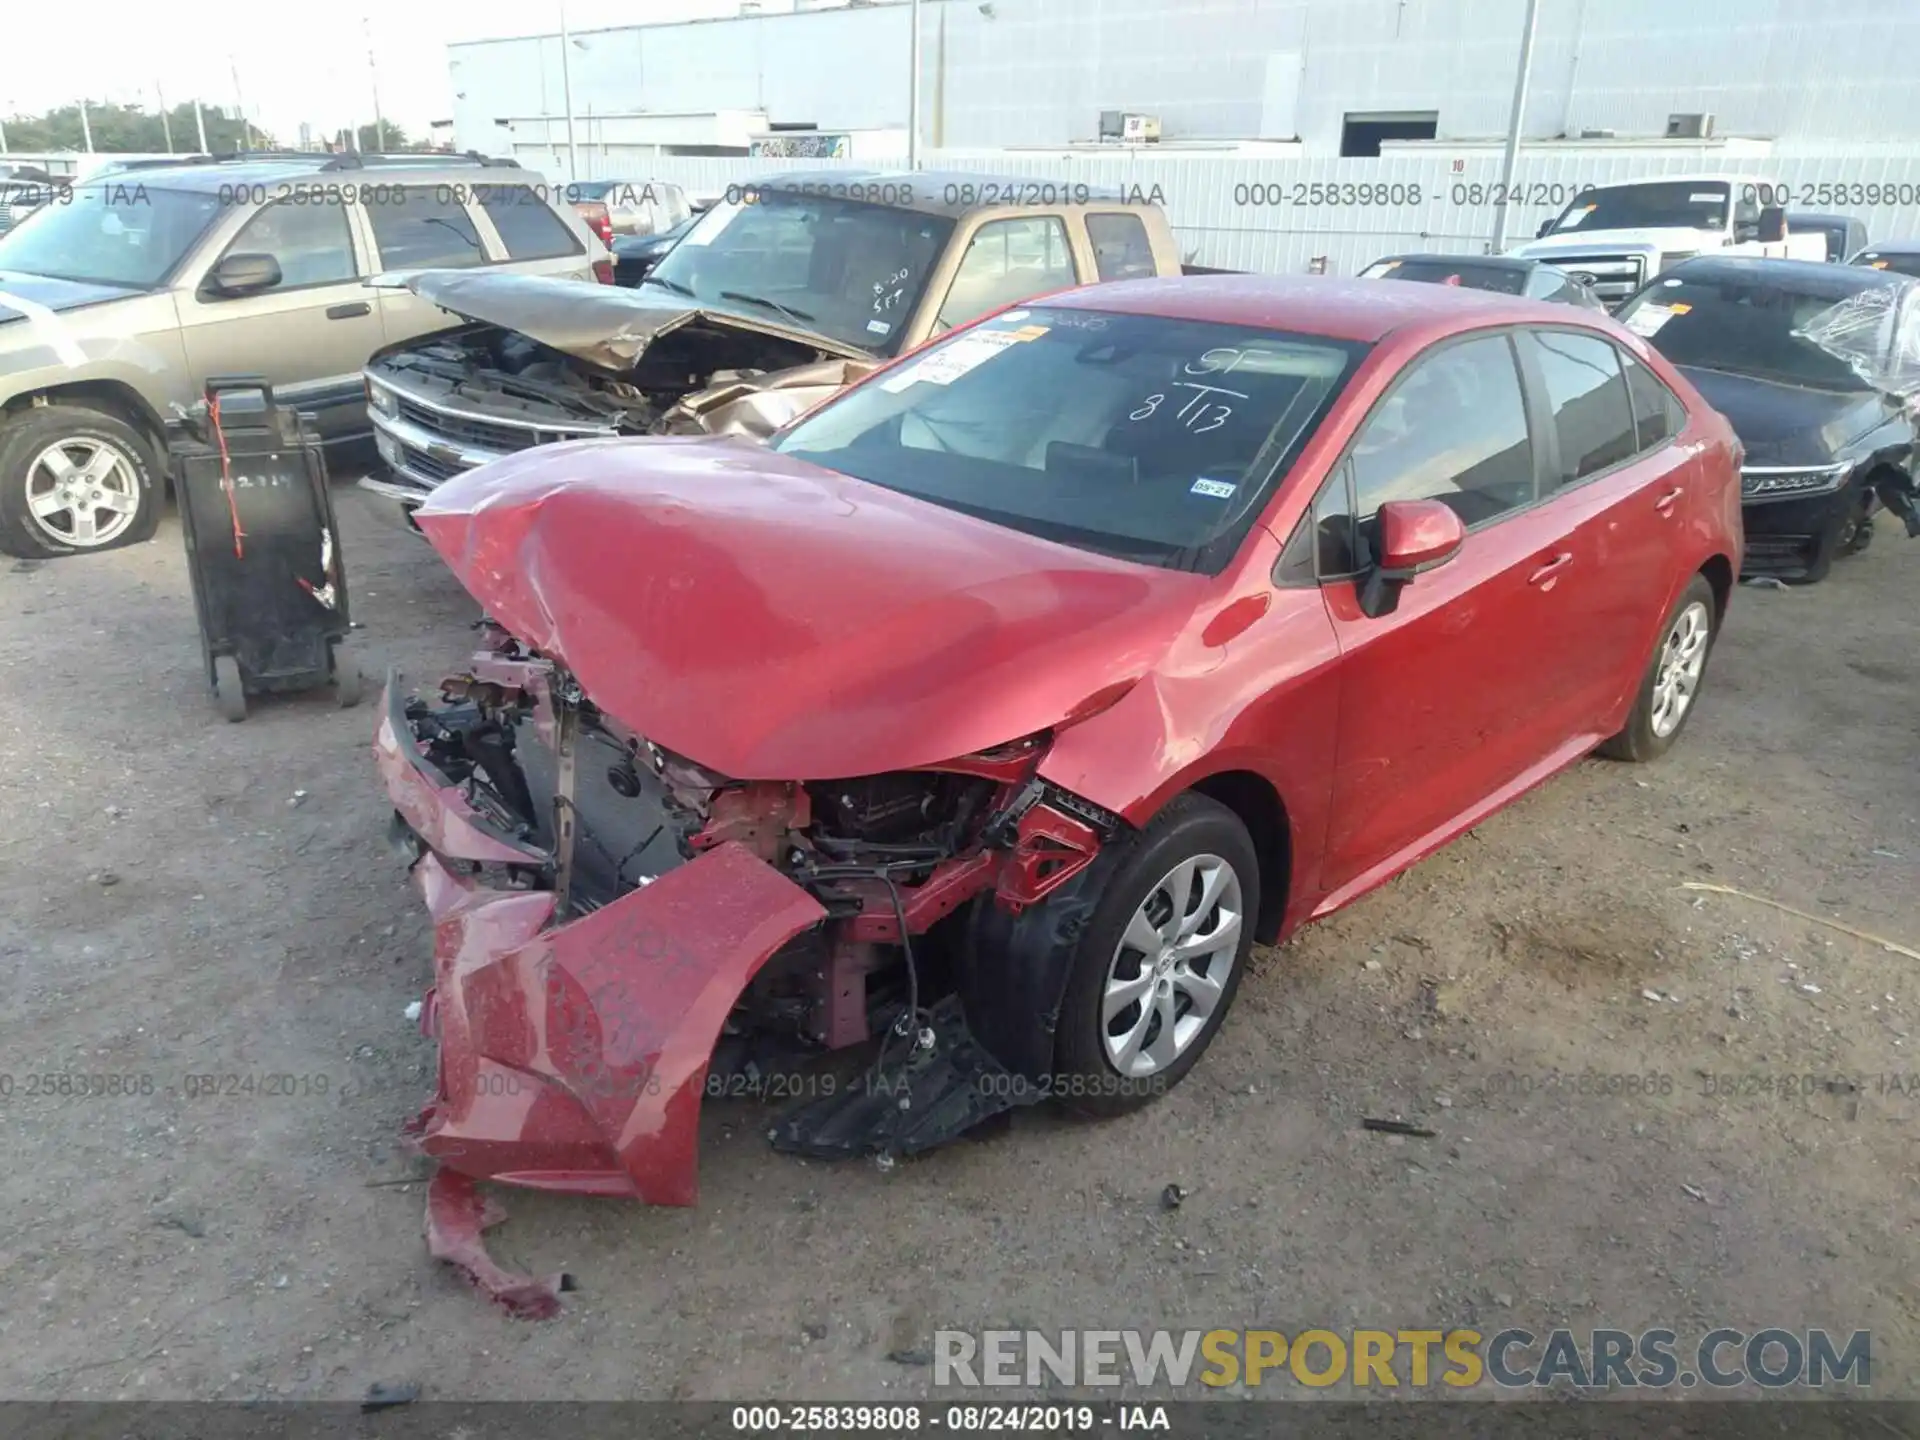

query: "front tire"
(1599, 574), (1717, 763)
(1052, 793), (1258, 1118)
(0, 404), (162, 559)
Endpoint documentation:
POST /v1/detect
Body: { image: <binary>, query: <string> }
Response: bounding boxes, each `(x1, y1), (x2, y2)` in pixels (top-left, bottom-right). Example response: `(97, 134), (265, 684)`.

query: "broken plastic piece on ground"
(361, 1380), (422, 1411)
(1362, 1117), (1436, 1138)
(770, 996), (1033, 1160)
(424, 1168), (570, 1320)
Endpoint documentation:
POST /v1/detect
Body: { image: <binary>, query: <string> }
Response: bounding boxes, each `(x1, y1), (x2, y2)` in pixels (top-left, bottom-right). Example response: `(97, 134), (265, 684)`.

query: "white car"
(1507, 175), (1826, 306)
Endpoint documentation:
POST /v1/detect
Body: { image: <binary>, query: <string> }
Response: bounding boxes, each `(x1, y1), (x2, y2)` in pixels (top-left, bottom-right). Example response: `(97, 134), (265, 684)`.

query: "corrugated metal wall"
(451, 0), (1920, 155)
(566, 149), (1920, 276)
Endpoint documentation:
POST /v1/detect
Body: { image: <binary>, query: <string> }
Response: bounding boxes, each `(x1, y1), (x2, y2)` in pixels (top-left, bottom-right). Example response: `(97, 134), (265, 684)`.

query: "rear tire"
(1051, 793), (1259, 1118)
(1839, 502), (1875, 558)
(333, 644), (364, 708)
(0, 404), (162, 559)
(1599, 574), (1717, 763)
(213, 655), (248, 723)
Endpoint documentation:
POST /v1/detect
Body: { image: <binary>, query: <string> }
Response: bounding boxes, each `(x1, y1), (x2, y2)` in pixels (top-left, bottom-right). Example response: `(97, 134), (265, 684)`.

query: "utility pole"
(79, 97), (94, 153)
(906, 0), (922, 168)
(365, 16), (387, 151)
(1489, 0), (1541, 253)
(157, 81), (174, 152)
(558, 0), (580, 183)
(194, 98), (209, 153)
(231, 59), (250, 150)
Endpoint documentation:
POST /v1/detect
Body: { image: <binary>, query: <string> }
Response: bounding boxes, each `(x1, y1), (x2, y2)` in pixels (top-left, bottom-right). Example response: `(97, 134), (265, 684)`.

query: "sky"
(5, 0), (798, 146)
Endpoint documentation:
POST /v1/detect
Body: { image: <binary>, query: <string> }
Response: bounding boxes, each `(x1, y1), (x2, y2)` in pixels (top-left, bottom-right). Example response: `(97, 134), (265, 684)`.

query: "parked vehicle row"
(0, 150), (608, 559)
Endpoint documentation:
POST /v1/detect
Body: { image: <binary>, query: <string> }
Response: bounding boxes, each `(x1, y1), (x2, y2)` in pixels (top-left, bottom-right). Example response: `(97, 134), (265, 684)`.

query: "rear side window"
(1086, 212), (1156, 281)
(1349, 333), (1535, 527)
(1526, 330), (1639, 486)
(366, 187), (486, 269)
(473, 185), (581, 260)
(936, 216), (1076, 329)
(1621, 349), (1687, 451)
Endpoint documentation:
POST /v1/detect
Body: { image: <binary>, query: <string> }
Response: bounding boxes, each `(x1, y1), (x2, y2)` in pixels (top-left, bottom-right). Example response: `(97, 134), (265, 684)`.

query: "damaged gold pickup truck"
(357, 169), (1185, 525)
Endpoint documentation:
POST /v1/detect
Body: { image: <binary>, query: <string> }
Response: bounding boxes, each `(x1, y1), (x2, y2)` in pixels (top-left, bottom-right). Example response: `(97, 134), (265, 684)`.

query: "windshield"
(645, 192), (954, 355)
(772, 307), (1367, 572)
(1360, 258), (1527, 294)
(0, 183), (223, 288)
(1616, 273), (1891, 390)
(1546, 182), (1731, 236)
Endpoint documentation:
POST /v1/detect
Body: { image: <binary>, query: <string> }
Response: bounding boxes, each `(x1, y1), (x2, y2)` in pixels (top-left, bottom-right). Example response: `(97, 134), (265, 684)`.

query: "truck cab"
(1505, 175), (1826, 306)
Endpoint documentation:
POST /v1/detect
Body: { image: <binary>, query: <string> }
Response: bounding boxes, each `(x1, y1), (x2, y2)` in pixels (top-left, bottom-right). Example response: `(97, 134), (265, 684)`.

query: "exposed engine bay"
(371, 319), (861, 441)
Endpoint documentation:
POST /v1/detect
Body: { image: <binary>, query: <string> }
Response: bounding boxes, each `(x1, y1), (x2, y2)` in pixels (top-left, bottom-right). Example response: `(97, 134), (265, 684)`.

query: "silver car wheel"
(1101, 853), (1244, 1078)
(25, 436), (143, 548)
(1650, 600), (1711, 739)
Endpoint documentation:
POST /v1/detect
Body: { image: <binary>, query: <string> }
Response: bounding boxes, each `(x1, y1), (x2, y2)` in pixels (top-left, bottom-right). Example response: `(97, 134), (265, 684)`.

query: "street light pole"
(366, 16), (387, 151)
(906, 0), (922, 168)
(1489, 0), (1542, 253)
(231, 59), (251, 150)
(157, 81), (174, 152)
(558, 0), (580, 183)
(195, 98), (210, 153)
(79, 97), (94, 153)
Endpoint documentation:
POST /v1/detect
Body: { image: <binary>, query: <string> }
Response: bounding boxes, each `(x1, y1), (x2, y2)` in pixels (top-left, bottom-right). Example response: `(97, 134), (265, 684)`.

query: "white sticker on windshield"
(867, 318), (892, 335)
(677, 203), (741, 247)
(1623, 303), (1677, 337)
(998, 310), (1030, 323)
(1560, 205), (1595, 228)
(1191, 477), (1238, 499)
(1688, 192), (1722, 202)
(897, 329), (1023, 386)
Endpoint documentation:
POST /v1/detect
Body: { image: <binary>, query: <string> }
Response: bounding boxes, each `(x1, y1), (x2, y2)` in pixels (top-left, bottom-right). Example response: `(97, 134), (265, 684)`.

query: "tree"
(2, 100), (263, 154)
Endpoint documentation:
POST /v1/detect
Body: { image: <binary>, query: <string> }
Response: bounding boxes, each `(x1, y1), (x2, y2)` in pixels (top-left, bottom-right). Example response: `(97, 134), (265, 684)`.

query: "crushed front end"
(375, 630), (1118, 1315)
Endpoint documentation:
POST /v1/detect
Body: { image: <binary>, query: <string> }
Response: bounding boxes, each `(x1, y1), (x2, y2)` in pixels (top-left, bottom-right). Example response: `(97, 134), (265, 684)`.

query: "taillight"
(592, 259), (614, 284)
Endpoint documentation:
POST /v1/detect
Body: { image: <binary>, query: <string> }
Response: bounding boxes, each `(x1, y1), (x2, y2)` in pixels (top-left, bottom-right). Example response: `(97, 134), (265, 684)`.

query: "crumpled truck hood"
(405, 269), (871, 373)
(414, 436), (1208, 780)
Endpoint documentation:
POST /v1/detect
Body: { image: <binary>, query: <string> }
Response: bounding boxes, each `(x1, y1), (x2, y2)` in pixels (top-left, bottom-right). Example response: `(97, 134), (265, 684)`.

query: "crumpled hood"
(1678, 365), (1898, 465)
(405, 270), (869, 373)
(414, 436), (1207, 779)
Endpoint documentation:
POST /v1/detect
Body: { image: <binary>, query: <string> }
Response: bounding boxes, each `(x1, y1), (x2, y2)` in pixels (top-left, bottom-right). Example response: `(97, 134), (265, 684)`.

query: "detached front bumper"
(374, 677), (826, 1312)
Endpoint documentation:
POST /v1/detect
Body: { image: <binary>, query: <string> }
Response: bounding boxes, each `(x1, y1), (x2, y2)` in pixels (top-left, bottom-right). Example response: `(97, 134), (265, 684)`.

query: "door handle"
(326, 301), (372, 319)
(1654, 486), (1684, 513)
(1528, 552), (1574, 586)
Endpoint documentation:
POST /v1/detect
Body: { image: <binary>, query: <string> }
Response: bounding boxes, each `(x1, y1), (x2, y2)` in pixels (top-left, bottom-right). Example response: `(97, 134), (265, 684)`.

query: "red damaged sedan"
(375, 274), (1742, 1314)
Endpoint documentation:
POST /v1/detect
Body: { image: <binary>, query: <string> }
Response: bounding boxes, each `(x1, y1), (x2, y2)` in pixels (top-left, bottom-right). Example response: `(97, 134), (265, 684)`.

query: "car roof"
(746, 169), (1146, 218)
(73, 155), (543, 193)
(1041, 273), (1589, 344)
(1661, 254), (1910, 296)
(1857, 238), (1920, 255)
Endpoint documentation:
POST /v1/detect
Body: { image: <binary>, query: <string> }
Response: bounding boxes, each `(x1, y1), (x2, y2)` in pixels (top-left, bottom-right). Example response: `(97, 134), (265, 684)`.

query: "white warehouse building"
(448, 0), (1919, 167)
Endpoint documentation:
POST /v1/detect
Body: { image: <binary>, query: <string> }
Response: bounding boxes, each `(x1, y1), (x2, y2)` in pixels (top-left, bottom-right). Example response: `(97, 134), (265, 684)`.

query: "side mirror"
(1757, 206), (1787, 244)
(205, 252), (282, 297)
(1358, 499), (1466, 618)
(1535, 218), (1554, 239)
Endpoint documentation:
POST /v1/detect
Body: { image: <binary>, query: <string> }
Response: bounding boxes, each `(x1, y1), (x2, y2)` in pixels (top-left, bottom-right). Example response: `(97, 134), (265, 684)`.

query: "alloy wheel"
(1650, 600), (1711, 738)
(24, 436), (143, 548)
(1101, 853), (1244, 1077)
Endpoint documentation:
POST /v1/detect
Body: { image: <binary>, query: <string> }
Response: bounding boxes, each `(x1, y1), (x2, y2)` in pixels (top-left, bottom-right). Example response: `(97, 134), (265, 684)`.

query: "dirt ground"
(2, 481), (1916, 1403)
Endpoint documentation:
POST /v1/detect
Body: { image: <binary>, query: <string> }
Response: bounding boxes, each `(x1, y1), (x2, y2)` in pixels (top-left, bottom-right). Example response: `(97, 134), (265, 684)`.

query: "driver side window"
(1349, 333), (1536, 530)
(935, 216), (1076, 331)
(219, 198), (358, 290)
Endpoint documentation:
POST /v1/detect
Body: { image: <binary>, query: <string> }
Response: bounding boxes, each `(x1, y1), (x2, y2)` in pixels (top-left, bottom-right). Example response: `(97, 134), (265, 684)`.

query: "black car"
(1358, 253), (1605, 308)
(1852, 240), (1920, 279)
(1615, 256), (1918, 583)
(611, 215), (695, 287)
(1787, 212), (1868, 263)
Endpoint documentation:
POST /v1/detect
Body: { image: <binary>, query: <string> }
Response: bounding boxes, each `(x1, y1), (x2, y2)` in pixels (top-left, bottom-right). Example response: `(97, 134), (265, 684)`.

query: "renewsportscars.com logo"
(934, 1328), (1871, 1391)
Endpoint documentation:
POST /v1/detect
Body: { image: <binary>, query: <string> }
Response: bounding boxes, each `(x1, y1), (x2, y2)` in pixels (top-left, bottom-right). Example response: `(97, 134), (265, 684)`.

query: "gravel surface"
(2, 488), (1914, 1401)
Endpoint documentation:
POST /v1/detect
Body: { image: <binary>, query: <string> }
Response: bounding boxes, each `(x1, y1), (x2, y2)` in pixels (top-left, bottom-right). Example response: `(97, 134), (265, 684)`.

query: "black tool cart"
(168, 376), (361, 722)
